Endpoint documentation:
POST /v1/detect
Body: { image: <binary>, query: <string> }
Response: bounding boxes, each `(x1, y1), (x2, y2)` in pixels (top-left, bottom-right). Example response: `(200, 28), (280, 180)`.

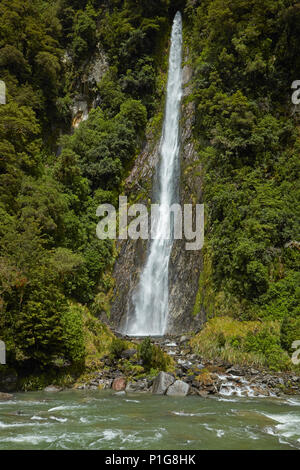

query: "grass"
(190, 316), (294, 371)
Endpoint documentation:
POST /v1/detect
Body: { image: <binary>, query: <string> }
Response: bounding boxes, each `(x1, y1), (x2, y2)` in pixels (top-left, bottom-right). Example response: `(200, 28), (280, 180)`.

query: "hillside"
(0, 0), (299, 390)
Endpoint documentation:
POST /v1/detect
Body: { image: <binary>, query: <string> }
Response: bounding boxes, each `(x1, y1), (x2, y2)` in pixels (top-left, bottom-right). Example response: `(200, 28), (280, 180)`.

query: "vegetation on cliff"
(0, 0), (299, 381)
(186, 0), (299, 370)
(0, 0), (173, 379)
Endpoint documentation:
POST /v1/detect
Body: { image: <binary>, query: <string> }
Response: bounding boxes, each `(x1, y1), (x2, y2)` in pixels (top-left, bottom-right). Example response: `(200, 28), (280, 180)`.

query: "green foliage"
(280, 314), (300, 355)
(139, 337), (153, 369)
(61, 304), (85, 365)
(139, 338), (171, 371)
(71, 5), (97, 63)
(0, 0), (171, 380)
(191, 317), (292, 372)
(244, 325), (290, 371)
(110, 338), (128, 360)
(187, 0), (300, 331)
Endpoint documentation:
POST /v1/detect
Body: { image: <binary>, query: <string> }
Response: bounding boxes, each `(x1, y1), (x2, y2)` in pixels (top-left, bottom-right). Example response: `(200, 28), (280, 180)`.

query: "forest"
(0, 0), (299, 387)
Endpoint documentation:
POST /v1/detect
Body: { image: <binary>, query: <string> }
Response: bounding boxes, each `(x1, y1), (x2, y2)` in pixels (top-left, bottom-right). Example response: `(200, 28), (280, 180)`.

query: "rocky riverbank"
(1, 334), (299, 399)
(72, 335), (300, 398)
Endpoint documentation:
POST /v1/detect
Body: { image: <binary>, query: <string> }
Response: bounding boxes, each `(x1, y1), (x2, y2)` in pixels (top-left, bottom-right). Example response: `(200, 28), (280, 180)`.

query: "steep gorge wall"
(107, 49), (205, 335)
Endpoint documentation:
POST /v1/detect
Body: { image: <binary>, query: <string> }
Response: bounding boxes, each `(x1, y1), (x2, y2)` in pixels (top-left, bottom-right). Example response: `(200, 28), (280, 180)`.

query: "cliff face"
(108, 52), (205, 335)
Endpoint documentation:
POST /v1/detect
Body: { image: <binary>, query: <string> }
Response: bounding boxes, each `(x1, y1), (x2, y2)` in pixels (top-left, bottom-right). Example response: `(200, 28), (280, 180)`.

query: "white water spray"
(125, 12), (183, 336)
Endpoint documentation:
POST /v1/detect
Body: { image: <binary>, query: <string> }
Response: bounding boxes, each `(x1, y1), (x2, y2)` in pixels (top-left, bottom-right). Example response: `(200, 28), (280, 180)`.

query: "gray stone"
(125, 382), (137, 393)
(226, 367), (245, 376)
(179, 336), (188, 344)
(166, 380), (190, 397)
(152, 372), (175, 395)
(44, 385), (63, 392)
(121, 349), (137, 359)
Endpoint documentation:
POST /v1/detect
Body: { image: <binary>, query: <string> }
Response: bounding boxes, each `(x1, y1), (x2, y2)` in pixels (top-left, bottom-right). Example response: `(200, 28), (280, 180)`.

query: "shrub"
(139, 337), (171, 371)
(110, 338), (128, 359)
(280, 315), (300, 355)
(139, 337), (153, 369)
(61, 304), (85, 366)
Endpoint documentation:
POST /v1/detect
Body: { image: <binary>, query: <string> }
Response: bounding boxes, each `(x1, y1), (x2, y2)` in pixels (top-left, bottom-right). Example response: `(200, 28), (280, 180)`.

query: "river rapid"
(0, 390), (300, 450)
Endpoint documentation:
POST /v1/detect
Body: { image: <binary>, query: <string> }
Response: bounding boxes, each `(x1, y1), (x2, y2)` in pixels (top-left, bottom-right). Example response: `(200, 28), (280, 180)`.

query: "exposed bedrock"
(107, 55), (205, 335)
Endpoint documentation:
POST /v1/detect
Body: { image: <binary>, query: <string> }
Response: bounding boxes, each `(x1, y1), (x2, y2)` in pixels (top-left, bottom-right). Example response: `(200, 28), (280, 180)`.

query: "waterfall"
(125, 12), (183, 336)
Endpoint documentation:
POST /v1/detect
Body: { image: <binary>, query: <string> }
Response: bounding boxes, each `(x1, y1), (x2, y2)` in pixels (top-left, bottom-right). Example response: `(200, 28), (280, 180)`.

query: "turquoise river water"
(0, 390), (300, 450)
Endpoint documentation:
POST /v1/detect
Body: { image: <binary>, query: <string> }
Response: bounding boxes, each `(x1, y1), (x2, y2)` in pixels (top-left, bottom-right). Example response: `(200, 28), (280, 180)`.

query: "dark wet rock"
(0, 370), (18, 392)
(121, 349), (137, 359)
(226, 367), (245, 376)
(185, 375), (196, 384)
(152, 372), (175, 395)
(166, 380), (190, 397)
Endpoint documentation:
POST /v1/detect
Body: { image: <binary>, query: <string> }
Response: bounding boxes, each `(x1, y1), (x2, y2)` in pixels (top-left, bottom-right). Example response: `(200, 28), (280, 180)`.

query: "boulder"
(121, 349), (137, 359)
(152, 372), (175, 395)
(112, 377), (126, 392)
(226, 367), (245, 376)
(0, 392), (13, 400)
(166, 380), (190, 397)
(0, 369), (18, 392)
(125, 382), (137, 393)
(44, 385), (63, 392)
(179, 335), (188, 344)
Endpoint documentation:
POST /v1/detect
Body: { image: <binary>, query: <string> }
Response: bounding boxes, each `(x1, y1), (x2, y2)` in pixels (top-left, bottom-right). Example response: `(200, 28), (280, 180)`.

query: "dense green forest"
(0, 0), (299, 385)
(187, 0), (300, 369)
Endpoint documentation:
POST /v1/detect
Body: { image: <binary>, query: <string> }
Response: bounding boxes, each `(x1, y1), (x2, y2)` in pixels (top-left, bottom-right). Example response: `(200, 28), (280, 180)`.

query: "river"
(0, 390), (300, 450)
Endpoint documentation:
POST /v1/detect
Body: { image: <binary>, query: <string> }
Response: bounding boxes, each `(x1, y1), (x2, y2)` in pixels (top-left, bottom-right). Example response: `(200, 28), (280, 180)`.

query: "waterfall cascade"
(124, 12), (183, 336)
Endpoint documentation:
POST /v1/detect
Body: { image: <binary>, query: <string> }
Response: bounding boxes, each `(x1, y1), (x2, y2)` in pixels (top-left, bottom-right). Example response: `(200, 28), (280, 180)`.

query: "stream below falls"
(0, 390), (300, 450)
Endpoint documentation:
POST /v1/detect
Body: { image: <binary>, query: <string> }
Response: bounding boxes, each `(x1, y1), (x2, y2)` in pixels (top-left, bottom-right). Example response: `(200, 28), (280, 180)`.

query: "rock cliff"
(108, 51), (205, 335)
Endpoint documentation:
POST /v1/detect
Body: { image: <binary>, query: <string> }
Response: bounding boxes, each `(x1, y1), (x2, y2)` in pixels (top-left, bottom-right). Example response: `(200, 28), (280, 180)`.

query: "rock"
(0, 369), (18, 392)
(125, 382), (137, 393)
(197, 390), (209, 398)
(175, 369), (183, 377)
(135, 379), (149, 391)
(121, 349), (137, 359)
(44, 385), (63, 392)
(226, 367), (245, 376)
(152, 372), (175, 395)
(112, 377), (126, 392)
(179, 335), (189, 344)
(177, 359), (192, 371)
(166, 380), (190, 397)
(186, 375), (196, 384)
(99, 379), (113, 389)
(0, 392), (13, 400)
